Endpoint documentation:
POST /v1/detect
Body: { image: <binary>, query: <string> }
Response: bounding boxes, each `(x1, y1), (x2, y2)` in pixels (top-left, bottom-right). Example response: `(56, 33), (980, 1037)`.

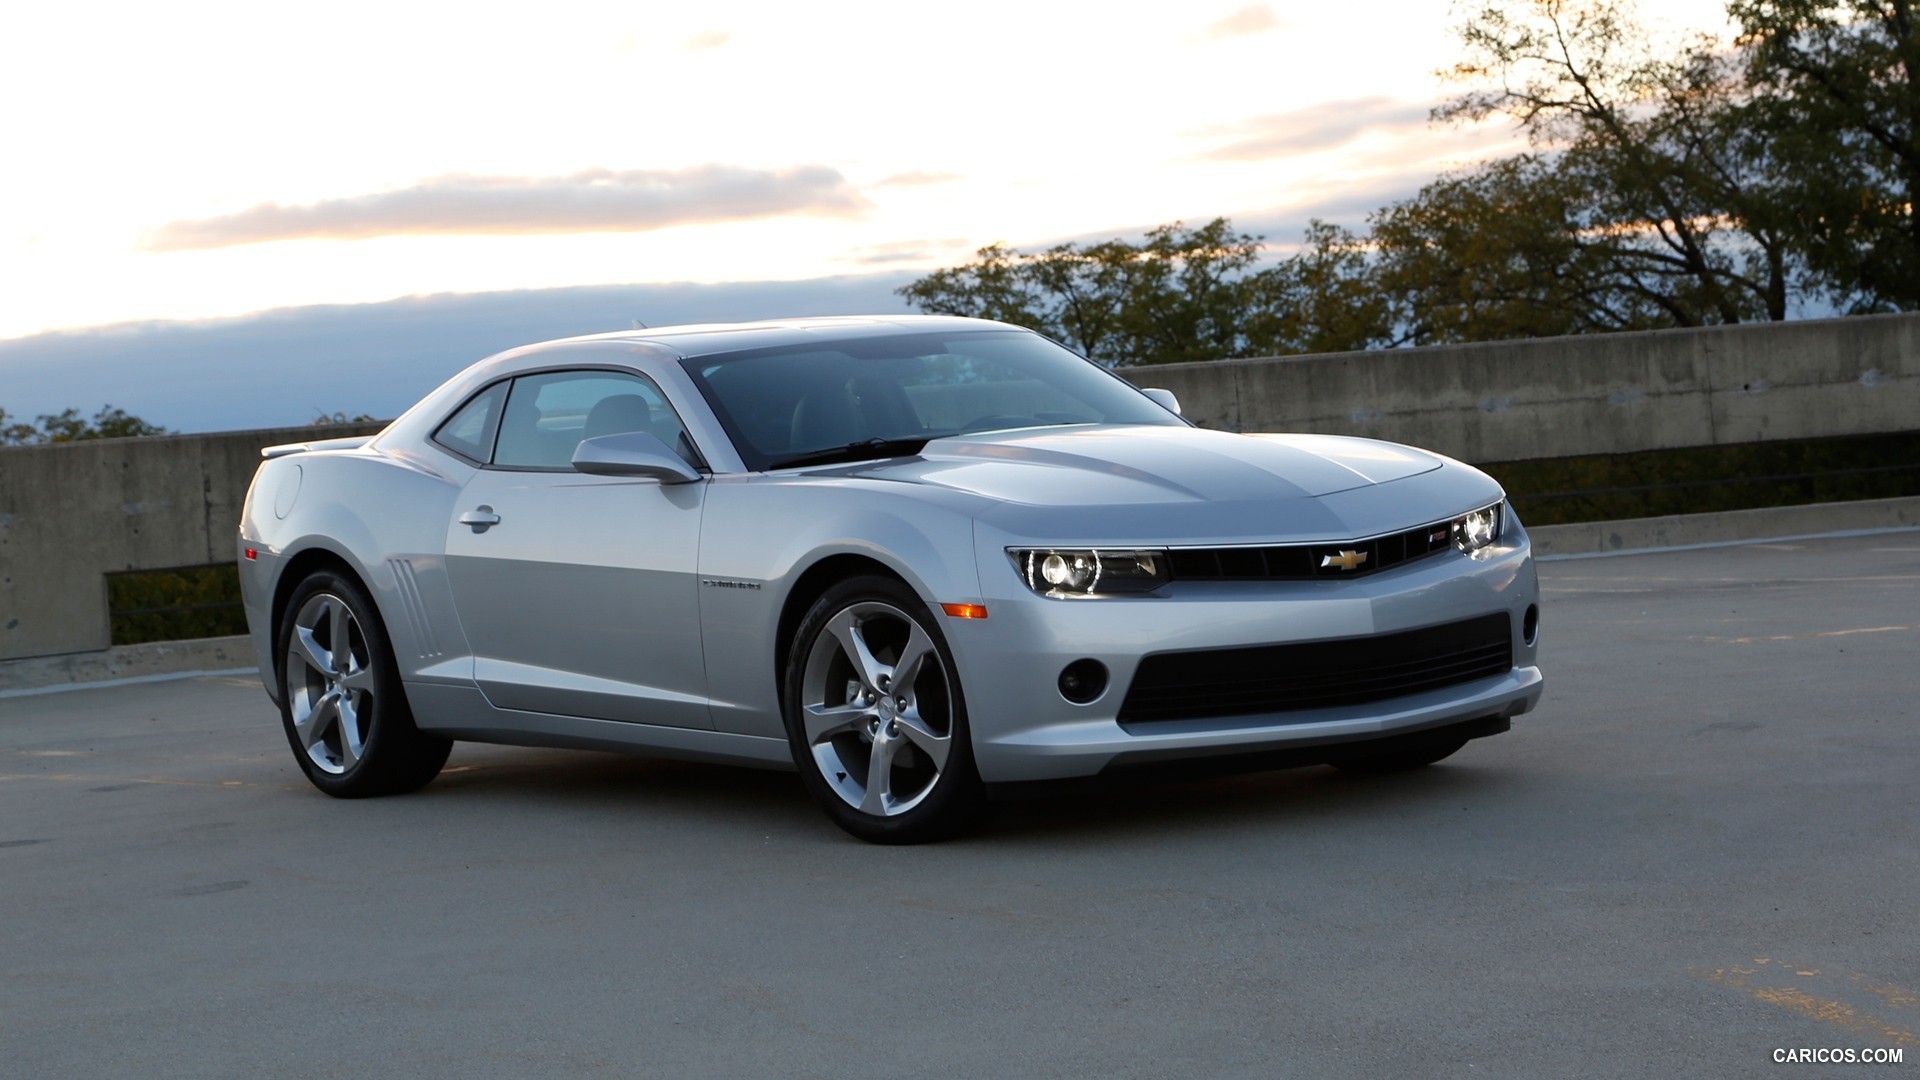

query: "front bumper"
(948, 518), (1544, 783)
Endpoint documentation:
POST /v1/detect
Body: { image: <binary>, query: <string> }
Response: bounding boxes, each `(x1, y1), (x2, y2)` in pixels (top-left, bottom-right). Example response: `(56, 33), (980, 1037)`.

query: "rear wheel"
(783, 576), (987, 843)
(276, 569), (451, 797)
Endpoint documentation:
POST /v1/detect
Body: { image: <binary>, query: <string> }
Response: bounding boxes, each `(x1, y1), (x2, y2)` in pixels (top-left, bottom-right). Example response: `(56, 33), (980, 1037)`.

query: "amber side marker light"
(941, 603), (988, 619)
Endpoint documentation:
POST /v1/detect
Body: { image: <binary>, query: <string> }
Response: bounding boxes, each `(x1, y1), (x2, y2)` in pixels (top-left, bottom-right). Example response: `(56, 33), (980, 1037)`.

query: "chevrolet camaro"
(238, 315), (1544, 842)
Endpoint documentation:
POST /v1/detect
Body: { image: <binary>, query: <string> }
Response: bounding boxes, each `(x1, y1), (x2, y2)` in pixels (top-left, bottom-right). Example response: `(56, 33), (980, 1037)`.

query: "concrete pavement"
(2, 534), (1916, 1077)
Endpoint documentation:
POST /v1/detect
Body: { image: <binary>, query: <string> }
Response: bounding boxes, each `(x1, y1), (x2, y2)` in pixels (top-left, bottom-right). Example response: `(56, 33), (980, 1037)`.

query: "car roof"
(538, 314), (1027, 359)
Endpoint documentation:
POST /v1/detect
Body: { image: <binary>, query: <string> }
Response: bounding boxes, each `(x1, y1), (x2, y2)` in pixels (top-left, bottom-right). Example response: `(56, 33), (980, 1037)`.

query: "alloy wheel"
(797, 600), (955, 816)
(285, 592), (377, 775)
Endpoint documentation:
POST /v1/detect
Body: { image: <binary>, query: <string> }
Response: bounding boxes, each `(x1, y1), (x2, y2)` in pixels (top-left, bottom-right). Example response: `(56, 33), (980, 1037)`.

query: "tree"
(0, 409), (34, 445)
(1239, 221), (1406, 353)
(1437, 0), (1795, 324)
(1731, 0), (1920, 310)
(0, 405), (167, 445)
(1369, 156), (1612, 343)
(896, 242), (1050, 341)
(901, 0), (1919, 360)
(898, 219), (1268, 364)
(312, 410), (378, 425)
(1102, 220), (1269, 362)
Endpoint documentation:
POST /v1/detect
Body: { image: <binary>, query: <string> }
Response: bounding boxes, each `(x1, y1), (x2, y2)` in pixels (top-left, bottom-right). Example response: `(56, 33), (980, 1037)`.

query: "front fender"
(695, 476), (984, 739)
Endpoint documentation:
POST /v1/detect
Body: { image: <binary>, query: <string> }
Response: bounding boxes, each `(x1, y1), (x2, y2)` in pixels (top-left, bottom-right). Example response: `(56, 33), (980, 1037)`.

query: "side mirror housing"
(572, 431), (702, 484)
(1141, 387), (1182, 416)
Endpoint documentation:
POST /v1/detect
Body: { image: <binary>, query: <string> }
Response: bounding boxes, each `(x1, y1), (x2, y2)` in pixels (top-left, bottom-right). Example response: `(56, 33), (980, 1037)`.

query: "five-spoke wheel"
(286, 590), (378, 775)
(785, 576), (985, 842)
(276, 569), (450, 797)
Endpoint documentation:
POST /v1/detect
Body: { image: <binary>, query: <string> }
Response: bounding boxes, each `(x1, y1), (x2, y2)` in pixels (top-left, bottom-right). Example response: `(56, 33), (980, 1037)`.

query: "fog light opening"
(1058, 659), (1109, 705)
(1523, 604), (1540, 646)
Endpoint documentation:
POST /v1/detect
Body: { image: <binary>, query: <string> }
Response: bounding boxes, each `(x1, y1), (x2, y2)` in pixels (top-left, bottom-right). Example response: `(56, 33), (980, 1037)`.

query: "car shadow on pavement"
(977, 761), (1525, 846)
(410, 746), (815, 818)
(379, 742), (1526, 847)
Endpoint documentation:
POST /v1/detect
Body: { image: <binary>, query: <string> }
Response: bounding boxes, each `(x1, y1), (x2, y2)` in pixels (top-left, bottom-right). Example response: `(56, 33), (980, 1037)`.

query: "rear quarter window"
(432, 382), (507, 463)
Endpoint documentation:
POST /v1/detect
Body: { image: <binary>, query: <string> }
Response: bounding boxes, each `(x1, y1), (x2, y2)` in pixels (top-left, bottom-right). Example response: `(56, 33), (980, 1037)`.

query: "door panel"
(442, 368), (711, 729)
(445, 471), (710, 728)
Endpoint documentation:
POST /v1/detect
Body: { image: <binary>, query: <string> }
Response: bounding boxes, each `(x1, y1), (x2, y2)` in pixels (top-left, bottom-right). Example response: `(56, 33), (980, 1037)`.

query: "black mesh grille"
(1166, 520), (1457, 581)
(1118, 612), (1513, 727)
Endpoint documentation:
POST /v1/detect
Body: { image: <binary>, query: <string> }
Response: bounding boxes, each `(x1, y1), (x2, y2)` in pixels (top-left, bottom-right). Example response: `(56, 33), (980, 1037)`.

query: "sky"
(0, 0), (1737, 431)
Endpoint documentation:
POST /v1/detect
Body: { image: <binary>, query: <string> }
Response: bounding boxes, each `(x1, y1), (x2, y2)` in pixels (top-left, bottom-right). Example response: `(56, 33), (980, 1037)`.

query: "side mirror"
(572, 431), (702, 484)
(1141, 388), (1182, 416)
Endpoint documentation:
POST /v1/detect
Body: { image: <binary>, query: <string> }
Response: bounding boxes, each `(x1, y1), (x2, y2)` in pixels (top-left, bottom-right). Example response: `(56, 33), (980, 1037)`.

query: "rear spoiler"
(261, 435), (374, 459)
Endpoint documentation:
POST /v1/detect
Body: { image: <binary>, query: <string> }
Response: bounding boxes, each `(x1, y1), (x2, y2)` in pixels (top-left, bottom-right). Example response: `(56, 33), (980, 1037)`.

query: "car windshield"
(680, 329), (1186, 471)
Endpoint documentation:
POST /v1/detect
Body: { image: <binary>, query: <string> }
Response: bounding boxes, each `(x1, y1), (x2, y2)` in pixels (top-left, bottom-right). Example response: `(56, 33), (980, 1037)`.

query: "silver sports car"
(238, 315), (1544, 842)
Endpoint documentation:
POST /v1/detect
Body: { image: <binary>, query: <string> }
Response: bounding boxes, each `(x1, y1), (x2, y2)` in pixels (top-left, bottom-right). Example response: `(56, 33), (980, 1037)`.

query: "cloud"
(683, 30), (731, 52)
(1230, 154), (1540, 242)
(1019, 168), (1453, 256)
(871, 170), (962, 188)
(145, 165), (872, 251)
(848, 239), (972, 264)
(1202, 4), (1280, 40)
(1197, 97), (1435, 161)
(0, 274), (921, 433)
(1232, 175), (1445, 239)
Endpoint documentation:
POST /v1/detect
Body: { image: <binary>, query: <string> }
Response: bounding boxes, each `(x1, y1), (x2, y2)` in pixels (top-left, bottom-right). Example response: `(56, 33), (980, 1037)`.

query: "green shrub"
(107, 565), (247, 645)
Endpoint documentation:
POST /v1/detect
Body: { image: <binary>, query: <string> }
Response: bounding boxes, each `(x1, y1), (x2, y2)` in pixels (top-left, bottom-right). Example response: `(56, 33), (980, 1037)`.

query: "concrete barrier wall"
(1123, 312), (1920, 461)
(3, 312), (1917, 667)
(0, 422), (380, 662)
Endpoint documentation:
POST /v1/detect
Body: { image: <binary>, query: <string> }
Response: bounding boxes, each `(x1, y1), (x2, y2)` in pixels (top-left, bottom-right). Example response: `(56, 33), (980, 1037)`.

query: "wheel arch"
(269, 545), (377, 678)
(773, 553), (909, 707)
(773, 555), (989, 842)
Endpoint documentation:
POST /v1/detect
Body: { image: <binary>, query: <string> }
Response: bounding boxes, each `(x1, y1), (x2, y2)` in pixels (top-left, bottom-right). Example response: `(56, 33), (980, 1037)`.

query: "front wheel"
(783, 576), (988, 843)
(276, 569), (451, 797)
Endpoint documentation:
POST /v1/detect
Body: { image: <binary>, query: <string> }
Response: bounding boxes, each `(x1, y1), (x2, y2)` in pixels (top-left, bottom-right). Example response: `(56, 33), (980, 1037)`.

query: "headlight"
(1008, 548), (1169, 598)
(1451, 503), (1504, 553)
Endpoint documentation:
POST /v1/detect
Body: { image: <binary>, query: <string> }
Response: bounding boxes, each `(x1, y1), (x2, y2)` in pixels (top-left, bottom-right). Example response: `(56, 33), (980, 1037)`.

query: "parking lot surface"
(3, 533), (1917, 1077)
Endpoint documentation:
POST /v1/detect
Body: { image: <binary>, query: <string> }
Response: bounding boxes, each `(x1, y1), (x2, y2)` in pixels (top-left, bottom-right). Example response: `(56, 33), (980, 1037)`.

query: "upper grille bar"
(1165, 519), (1458, 582)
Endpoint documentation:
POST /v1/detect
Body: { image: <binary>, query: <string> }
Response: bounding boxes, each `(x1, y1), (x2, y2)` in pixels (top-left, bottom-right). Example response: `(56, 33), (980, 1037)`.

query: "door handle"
(459, 505), (501, 532)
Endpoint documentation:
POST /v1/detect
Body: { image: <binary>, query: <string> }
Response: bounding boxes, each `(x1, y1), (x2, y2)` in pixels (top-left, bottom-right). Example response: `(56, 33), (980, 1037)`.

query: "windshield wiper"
(766, 435), (953, 471)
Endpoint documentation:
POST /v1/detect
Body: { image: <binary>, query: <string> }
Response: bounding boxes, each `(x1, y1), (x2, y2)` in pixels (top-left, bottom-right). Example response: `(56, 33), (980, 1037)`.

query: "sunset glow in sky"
(0, 0), (1736, 343)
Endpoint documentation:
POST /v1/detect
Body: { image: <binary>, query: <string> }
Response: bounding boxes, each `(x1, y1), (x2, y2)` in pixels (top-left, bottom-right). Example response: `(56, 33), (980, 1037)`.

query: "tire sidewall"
(782, 575), (985, 843)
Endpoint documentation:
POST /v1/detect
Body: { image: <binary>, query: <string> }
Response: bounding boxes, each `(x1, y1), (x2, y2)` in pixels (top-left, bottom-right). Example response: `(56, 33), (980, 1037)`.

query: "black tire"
(275, 568), (451, 797)
(1332, 736), (1470, 774)
(782, 575), (988, 843)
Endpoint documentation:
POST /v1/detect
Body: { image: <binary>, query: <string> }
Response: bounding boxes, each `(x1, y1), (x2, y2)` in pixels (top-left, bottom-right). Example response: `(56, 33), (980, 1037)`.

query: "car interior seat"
(789, 384), (863, 449)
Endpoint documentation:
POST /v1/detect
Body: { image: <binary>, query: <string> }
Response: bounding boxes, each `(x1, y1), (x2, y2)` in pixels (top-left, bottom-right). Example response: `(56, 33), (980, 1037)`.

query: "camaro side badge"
(701, 578), (762, 590)
(1321, 550), (1369, 571)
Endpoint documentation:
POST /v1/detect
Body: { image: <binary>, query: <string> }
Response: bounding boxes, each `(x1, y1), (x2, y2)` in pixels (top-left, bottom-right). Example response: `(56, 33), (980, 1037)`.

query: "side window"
(432, 382), (507, 464)
(491, 370), (697, 471)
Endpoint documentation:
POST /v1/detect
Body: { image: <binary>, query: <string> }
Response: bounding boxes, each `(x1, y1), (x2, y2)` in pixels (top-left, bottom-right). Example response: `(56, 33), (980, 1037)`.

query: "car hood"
(826, 426), (1498, 545)
(849, 426), (1443, 504)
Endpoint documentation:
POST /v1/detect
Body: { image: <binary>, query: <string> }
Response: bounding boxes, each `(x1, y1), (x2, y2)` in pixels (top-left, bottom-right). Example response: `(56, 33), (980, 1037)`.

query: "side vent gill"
(388, 559), (444, 659)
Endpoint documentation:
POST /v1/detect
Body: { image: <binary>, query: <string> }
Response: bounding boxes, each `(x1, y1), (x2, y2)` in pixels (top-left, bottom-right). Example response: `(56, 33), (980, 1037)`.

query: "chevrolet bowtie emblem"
(1320, 549), (1369, 571)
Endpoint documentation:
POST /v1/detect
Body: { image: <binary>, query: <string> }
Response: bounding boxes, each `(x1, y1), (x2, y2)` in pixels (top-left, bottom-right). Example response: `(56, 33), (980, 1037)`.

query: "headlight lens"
(1451, 503), (1504, 553)
(1008, 548), (1169, 598)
